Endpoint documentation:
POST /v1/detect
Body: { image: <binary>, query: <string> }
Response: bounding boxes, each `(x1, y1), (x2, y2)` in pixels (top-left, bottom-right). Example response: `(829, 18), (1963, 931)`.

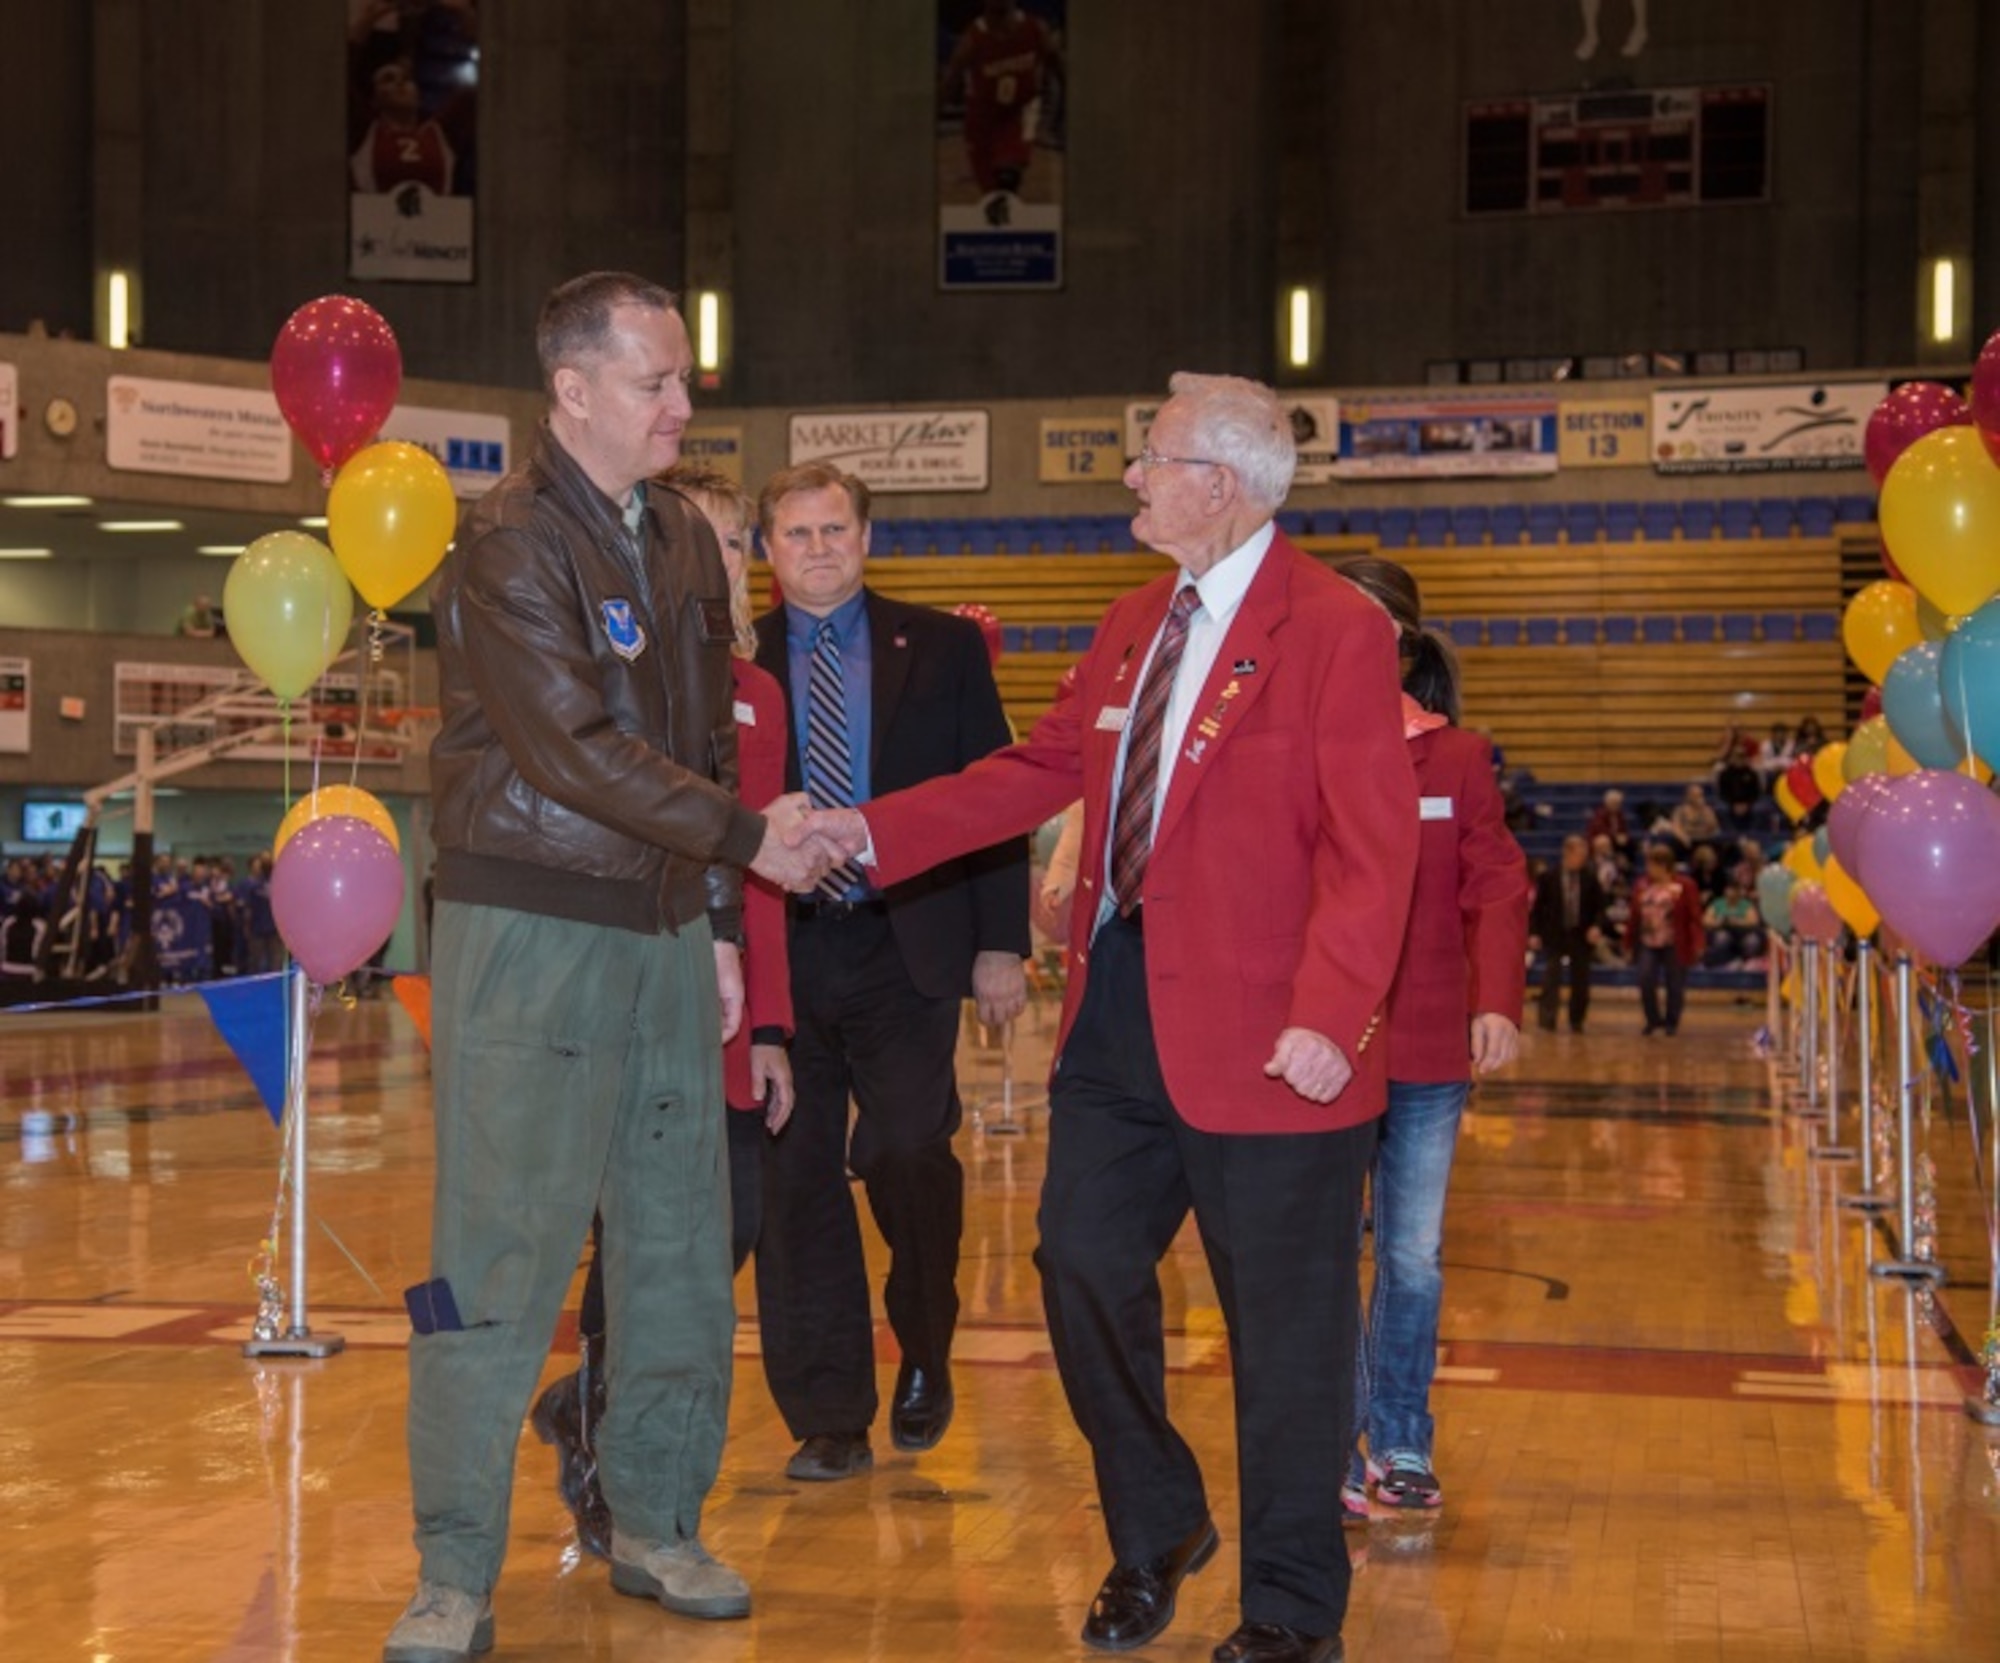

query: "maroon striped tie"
(1110, 586), (1202, 915)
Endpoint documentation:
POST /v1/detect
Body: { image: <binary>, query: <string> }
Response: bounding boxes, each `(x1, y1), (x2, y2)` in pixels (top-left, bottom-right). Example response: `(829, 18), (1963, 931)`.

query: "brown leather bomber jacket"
(428, 424), (766, 940)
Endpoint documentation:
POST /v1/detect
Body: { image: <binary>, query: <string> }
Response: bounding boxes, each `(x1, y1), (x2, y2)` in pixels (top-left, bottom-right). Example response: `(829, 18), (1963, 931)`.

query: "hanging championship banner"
(937, 1), (1067, 290)
(1651, 382), (1885, 473)
(347, 1), (479, 283)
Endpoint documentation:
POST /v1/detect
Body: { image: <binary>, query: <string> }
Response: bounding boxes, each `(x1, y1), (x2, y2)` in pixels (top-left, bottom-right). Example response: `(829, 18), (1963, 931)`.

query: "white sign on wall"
(1124, 396), (1344, 484)
(0, 364), (16, 460)
(105, 376), (294, 484)
(378, 404), (510, 498)
(0, 657), (27, 755)
(788, 409), (989, 493)
(1652, 382), (1886, 473)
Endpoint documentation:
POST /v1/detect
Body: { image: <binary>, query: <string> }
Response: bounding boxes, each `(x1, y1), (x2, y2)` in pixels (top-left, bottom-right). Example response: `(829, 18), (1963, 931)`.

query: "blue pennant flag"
(197, 971), (294, 1125)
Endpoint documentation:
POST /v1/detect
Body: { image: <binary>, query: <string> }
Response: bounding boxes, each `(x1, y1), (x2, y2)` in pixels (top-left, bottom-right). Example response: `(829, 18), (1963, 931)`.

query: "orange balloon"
(1841, 581), (1922, 684)
(274, 784), (400, 855)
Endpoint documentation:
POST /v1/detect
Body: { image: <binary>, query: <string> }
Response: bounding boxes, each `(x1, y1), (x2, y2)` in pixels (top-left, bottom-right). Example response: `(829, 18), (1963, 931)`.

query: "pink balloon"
(1826, 771), (1894, 874)
(271, 296), (403, 481)
(1789, 881), (1843, 946)
(951, 602), (1003, 666)
(270, 814), (406, 984)
(1865, 381), (1971, 488)
(1859, 684), (1883, 721)
(1972, 330), (2000, 468)
(1850, 770), (2000, 965)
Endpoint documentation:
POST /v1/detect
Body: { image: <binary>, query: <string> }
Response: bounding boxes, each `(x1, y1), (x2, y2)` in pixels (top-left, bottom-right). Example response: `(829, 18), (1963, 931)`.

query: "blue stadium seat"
(1679, 499), (1718, 540)
(1276, 508), (1312, 539)
(1344, 506), (1380, 539)
(1524, 504), (1564, 544)
(1414, 507), (1452, 547)
(1451, 505), (1490, 545)
(1754, 498), (1796, 539)
(1563, 502), (1604, 542)
(1640, 616), (1678, 644)
(1680, 614), (1719, 643)
(1488, 504), (1526, 544)
(1001, 625), (1028, 654)
(1720, 614), (1758, 642)
(1312, 506), (1344, 535)
(1562, 616), (1599, 645)
(1799, 613), (1839, 642)
(1098, 513), (1136, 552)
(1796, 498), (1837, 537)
(1028, 625), (1062, 652)
(1524, 617), (1562, 645)
(1836, 494), (1878, 523)
(1379, 507), (1416, 548)
(930, 517), (967, 554)
(1759, 612), (1798, 642)
(1447, 617), (1483, 647)
(1717, 500), (1757, 539)
(1640, 502), (1680, 541)
(1601, 615), (1638, 645)
(1066, 623), (1096, 651)
(1602, 501), (1640, 542)
(1486, 617), (1526, 646)
(964, 522), (1000, 555)
(878, 520), (915, 557)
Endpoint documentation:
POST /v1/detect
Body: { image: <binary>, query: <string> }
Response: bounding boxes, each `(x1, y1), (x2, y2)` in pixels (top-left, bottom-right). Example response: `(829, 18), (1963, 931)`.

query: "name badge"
(1095, 706), (1130, 732)
(1419, 796), (1455, 821)
(696, 597), (736, 643)
(733, 699), (756, 725)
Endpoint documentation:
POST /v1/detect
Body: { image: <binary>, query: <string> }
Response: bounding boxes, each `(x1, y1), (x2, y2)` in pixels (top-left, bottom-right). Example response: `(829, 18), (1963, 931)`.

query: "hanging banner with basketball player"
(347, 1), (479, 284)
(936, 1), (1066, 291)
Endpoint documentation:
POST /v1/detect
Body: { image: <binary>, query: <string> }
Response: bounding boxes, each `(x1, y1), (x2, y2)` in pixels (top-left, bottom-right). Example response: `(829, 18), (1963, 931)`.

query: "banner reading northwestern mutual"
(105, 377), (293, 484)
(1652, 383), (1886, 473)
(347, 1), (478, 283)
(789, 410), (990, 493)
(936, 1), (1066, 290)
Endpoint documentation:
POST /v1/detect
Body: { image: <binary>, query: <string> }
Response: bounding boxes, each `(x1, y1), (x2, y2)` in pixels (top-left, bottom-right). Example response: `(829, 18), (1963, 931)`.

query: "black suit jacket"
(754, 588), (1030, 1000)
(1530, 864), (1607, 947)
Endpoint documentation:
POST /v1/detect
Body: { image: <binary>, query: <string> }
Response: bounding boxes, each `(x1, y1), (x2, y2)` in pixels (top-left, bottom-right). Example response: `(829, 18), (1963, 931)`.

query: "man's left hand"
(1263, 1028), (1353, 1104)
(715, 942), (745, 1044)
(972, 950), (1028, 1027)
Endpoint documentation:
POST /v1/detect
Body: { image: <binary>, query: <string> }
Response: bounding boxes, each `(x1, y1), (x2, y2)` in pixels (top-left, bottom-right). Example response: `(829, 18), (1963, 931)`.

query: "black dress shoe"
(784, 1431), (872, 1482)
(1211, 1621), (1343, 1663)
(1081, 1517), (1220, 1651)
(889, 1361), (954, 1452)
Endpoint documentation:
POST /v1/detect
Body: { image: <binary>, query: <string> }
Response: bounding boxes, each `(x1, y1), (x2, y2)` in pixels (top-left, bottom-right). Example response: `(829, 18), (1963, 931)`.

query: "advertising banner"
(0, 658), (26, 754)
(105, 376), (293, 484)
(378, 404), (509, 498)
(0, 365), (15, 460)
(1123, 396), (1343, 484)
(788, 409), (990, 492)
(1333, 397), (1559, 479)
(1651, 383), (1885, 473)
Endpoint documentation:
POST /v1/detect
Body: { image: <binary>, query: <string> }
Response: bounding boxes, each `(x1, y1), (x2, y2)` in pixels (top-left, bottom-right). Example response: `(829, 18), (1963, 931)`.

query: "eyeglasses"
(1134, 447), (1223, 472)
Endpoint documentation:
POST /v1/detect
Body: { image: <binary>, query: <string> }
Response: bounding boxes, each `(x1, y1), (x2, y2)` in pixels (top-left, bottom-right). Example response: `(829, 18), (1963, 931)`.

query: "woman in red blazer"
(1626, 842), (1706, 1036)
(532, 465), (795, 1558)
(1337, 559), (1529, 1517)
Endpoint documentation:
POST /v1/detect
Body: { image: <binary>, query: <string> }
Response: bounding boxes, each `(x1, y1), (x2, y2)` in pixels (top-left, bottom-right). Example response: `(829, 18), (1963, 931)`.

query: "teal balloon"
(1757, 863), (1797, 936)
(223, 532), (354, 700)
(1938, 595), (2000, 773)
(1881, 641), (1963, 769)
(1811, 826), (1831, 868)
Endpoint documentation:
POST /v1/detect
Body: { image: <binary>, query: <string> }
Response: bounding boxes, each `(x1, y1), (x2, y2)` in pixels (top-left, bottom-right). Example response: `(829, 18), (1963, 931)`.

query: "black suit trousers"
(754, 907), (965, 1438)
(1537, 929), (1595, 1028)
(1037, 911), (1373, 1638)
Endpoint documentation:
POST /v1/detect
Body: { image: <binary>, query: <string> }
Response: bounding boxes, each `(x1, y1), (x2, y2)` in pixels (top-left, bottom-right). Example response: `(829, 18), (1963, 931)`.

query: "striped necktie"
(1109, 586), (1202, 915)
(803, 618), (864, 901)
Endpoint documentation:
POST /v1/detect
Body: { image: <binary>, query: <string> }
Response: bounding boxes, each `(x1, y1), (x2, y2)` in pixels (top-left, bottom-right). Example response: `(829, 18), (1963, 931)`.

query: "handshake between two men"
(748, 794), (872, 894)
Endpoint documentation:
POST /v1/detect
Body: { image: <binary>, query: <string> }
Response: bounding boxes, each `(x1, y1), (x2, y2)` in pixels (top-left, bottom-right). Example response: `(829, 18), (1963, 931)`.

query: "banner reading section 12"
(937, 1), (1067, 291)
(347, 0), (478, 284)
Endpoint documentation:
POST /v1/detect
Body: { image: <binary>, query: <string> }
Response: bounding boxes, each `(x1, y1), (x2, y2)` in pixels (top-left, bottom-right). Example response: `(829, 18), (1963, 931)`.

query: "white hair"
(1167, 371), (1296, 514)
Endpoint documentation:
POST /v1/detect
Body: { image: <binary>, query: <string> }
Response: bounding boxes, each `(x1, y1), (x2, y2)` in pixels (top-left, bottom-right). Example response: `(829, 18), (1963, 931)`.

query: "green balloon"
(1843, 716), (1892, 781)
(223, 532), (355, 700)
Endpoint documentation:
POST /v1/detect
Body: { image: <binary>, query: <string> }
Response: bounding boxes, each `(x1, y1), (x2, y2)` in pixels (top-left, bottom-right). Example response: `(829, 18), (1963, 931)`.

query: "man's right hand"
(751, 794), (837, 893)
(806, 806), (873, 863)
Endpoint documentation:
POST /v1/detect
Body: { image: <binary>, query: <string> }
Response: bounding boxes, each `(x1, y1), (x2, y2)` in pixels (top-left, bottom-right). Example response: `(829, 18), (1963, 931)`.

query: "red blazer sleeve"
(1454, 738), (1531, 1027)
(1675, 878), (1706, 968)
(726, 659), (792, 1110)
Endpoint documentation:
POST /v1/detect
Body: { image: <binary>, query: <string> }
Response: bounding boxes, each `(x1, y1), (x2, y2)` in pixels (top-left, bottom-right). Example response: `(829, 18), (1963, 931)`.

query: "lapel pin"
(1234, 658), (1258, 675)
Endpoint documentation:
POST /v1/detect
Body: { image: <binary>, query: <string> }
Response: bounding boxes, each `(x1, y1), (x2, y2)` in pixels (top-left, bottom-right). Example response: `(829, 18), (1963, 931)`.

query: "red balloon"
(1859, 684), (1882, 721)
(1785, 755), (1823, 812)
(271, 296), (403, 481)
(1865, 381), (1971, 488)
(952, 602), (1004, 666)
(1972, 329), (2000, 467)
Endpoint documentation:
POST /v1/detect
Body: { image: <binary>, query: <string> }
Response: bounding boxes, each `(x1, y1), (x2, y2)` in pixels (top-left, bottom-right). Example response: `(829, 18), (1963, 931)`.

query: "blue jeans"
(1635, 943), (1687, 1031)
(1351, 1078), (1468, 1473)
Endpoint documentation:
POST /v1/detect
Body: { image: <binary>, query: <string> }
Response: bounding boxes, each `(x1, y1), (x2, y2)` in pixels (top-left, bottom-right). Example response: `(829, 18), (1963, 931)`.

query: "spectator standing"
(1628, 845), (1706, 1036)
(1529, 834), (1608, 1032)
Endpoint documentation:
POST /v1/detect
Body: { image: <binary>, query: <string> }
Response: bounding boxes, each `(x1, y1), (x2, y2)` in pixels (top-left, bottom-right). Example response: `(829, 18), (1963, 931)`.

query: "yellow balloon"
(1782, 834), (1822, 881)
(274, 785), (401, 855)
(1810, 740), (1848, 802)
(1915, 593), (1955, 642)
(328, 440), (458, 610)
(1885, 732), (1919, 776)
(1880, 425), (2000, 616)
(1841, 581), (1922, 684)
(1821, 855), (1879, 938)
(1774, 776), (1803, 823)
(1956, 754), (1995, 784)
(1844, 716), (1891, 780)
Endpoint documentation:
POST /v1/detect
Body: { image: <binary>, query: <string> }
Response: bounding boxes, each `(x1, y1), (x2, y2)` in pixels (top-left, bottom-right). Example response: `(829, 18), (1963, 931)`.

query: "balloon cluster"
(1767, 339), (2000, 966)
(228, 296), (459, 981)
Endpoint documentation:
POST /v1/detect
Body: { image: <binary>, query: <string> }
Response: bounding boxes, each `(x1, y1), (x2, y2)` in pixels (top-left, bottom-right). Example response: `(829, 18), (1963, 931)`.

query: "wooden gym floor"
(1, 982), (1996, 1661)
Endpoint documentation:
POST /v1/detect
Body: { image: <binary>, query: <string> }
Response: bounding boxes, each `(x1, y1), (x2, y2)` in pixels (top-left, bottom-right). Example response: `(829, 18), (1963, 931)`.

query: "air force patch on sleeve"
(601, 599), (647, 662)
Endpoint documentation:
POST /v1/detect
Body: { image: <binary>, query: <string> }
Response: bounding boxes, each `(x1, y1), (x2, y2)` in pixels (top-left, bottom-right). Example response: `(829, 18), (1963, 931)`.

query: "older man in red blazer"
(811, 374), (1416, 1663)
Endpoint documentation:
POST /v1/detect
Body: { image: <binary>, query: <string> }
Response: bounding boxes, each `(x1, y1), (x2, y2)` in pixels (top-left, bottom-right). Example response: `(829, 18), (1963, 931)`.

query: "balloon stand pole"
(981, 1016), (1023, 1137)
(1873, 956), (1945, 1285)
(1839, 940), (1892, 1211)
(1767, 943), (1794, 1077)
(1813, 936), (1856, 1161)
(1790, 940), (1822, 1116)
(244, 968), (347, 1359)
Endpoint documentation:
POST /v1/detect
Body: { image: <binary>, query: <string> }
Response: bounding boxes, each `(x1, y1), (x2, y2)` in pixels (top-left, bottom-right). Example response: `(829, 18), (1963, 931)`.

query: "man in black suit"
(1529, 833), (1607, 1033)
(751, 461), (1029, 1481)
